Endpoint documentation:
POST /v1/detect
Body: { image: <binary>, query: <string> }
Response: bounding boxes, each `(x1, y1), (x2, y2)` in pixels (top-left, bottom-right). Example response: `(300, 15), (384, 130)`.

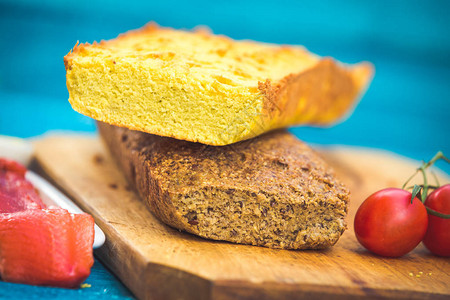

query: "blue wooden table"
(0, 1), (449, 298)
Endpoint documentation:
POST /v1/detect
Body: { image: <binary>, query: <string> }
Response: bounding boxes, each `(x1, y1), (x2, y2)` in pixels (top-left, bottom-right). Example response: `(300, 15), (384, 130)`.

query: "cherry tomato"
(354, 188), (428, 257)
(422, 184), (450, 256)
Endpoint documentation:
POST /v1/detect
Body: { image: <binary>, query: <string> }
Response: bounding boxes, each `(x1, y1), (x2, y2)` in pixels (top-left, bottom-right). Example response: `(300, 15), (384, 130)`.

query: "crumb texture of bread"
(98, 122), (349, 250)
(65, 23), (373, 145)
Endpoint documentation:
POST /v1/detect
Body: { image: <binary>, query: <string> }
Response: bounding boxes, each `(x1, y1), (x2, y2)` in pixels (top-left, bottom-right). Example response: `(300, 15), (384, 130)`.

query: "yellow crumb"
(64, 23), (373, 145)
(80, 283), (92, 288)
(409, 273), (414, 277)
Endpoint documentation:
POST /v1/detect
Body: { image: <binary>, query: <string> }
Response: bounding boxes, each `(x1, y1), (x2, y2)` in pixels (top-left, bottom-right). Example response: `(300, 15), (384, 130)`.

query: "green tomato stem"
(402, 151), (449, 212)
(426, 207), (450, 219)
(402, 170), (419, 190)
(431, 172), (440, 187)
(411, 184), (422, 204)
(420, 167), (428, 203)
(406, 184), (440, 190)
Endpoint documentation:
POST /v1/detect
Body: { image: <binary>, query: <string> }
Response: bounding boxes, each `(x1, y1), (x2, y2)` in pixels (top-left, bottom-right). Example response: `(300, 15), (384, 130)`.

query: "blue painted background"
(0, 0), (449, 298)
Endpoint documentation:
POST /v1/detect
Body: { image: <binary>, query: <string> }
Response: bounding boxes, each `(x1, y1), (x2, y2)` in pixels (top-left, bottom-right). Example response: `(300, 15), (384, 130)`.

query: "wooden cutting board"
(33, 136), (450, 300)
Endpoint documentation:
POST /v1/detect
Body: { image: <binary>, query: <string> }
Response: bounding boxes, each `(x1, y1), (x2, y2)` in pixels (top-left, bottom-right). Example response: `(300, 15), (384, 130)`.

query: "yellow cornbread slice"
(64, 23), (373, 145)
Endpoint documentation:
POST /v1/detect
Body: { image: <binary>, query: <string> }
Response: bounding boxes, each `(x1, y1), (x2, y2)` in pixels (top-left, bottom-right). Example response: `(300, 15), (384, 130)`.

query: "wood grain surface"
(33, 136), (450, 300)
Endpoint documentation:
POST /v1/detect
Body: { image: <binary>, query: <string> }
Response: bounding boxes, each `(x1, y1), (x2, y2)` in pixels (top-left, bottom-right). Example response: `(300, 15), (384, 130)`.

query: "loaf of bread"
(66, 23), (373, 146)
(98, 121), (349, 249)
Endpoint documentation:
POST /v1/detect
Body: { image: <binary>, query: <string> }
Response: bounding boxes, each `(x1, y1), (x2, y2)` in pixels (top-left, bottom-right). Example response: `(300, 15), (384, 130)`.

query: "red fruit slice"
(0, 158), (27, 177)
(0, 208), (94, 288)
(0, 158), (46, 213)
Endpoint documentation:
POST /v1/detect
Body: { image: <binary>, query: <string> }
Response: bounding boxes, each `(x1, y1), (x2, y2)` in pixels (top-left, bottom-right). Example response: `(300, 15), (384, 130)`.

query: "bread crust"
(98, 122), (349, 250)
(259, 58), (373, 128)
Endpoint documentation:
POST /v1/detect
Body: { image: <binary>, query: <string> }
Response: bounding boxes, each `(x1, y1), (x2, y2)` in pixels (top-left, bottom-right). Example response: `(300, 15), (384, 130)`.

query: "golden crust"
(64, 22), (373, 145)
(259, 58), (373, 128)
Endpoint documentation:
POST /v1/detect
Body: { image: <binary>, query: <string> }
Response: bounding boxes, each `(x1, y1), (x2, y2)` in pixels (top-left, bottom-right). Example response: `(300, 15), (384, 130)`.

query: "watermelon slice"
(0, 158), (95, 288)
(0, 209), (94, 288)
(0, 158), (45, 212)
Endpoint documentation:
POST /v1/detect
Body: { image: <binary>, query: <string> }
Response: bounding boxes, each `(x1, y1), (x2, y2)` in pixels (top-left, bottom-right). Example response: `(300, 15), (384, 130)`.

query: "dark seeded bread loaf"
(98, 122), (349, 249)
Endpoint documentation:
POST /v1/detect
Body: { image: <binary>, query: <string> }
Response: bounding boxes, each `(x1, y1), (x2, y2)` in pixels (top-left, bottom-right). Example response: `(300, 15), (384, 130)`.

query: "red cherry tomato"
(354, 188), (428, 257)
(423, 184), (450, 256)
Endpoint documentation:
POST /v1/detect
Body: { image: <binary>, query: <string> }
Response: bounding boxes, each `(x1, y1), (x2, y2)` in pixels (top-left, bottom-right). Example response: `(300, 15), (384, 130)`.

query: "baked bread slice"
(65, 23), (373, 146)
(98, 121), (349, 250)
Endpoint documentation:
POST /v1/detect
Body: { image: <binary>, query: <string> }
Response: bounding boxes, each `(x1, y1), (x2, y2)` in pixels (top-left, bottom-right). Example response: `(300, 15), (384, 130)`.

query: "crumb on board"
(93, 154), (103, 164)
(409, 271), (432, 278)
(80, 283), (92, 288)
(108, 183), (118, 189)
